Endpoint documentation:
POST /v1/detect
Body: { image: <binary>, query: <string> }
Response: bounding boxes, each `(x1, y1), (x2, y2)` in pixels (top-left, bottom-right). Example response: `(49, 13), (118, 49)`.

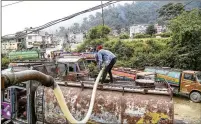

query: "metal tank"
(8, 50), (39, 61)
(2, 70), (174, 124)
(35, 81), (174, 124)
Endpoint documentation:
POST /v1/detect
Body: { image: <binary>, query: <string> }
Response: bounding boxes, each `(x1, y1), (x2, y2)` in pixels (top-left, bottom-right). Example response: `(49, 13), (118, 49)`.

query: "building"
(25, 31), (53, 49)
(2, 36), (18, 54)
(154, 24), (163, 34)
(69, 33), (84, 43)
(129, 24), (149, 38)
(110, 30), (119, 36)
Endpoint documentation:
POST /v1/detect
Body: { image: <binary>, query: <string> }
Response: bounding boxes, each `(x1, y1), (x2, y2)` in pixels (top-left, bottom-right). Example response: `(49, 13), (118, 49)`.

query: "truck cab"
(1, 83), (28, 124)
(180, 71), (201, 102)
(56, 56), (89, 82)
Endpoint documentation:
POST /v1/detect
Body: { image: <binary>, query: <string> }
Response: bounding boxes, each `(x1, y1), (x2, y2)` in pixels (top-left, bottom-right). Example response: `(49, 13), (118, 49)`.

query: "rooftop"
(57, 56), (83, 63)
(137, 72), (155, 76)
(183, 70), (199, 74)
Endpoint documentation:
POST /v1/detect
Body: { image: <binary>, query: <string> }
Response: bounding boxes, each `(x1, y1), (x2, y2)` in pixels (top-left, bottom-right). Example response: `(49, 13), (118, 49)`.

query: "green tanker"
(8, 51), (40, 61)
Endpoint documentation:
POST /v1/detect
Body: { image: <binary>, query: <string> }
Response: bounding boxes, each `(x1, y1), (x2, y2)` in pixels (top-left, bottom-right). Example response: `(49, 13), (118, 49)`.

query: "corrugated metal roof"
(57, 56), (82, 63)
(183, 70), (197, 74)
(137, 72), (155, 76)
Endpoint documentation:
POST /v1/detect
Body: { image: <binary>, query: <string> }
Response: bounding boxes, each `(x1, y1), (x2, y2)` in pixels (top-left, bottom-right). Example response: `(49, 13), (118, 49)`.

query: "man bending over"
(96, 45), (116, 83)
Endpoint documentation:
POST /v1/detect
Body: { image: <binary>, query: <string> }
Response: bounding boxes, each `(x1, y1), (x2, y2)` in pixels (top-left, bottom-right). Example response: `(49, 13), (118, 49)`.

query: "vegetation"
(87, 63), (99, 78)
(154, 32), (171, 38)
(56, 1), (201, 36)
(146, 25), (157, 36)
(119, 33), (129, 39)
(168, 9), (201, 70)
(76, 8), (201, 71)
(2, 57), (10, 68)
(134, 34), (152, 38)
(157, 3), (185, 23)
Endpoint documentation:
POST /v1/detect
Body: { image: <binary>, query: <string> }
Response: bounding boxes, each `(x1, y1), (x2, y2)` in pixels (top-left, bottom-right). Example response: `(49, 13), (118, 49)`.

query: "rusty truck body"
(112, 67), (155, 81)
(1, 71), (174, 124)
(145, 67), (201, 102)
(1, 58), (174, 124)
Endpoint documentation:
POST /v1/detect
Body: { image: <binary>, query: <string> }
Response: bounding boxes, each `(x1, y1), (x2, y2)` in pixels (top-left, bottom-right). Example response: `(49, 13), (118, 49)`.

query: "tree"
(88, 25), (111, 39)
(119, 33), (129, 39)
(70, 23), (80, 33)
(168, 9), (201, 70)
(157, 3), (185, 21)
(146, 25), (157, 36)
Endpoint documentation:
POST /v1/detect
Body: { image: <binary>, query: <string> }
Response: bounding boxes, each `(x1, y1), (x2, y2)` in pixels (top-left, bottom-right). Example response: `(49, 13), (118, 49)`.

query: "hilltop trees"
(157, 3), (185, 21)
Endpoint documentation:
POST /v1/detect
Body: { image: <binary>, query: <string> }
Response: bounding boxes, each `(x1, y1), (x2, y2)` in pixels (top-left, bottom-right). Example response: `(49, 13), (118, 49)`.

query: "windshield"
(79, 61), (86, 71)
(196, 72), (201, 83)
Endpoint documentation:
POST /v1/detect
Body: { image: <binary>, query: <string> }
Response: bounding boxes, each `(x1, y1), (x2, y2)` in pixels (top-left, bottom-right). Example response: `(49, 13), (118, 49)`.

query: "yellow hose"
(53, 67), (105, 124)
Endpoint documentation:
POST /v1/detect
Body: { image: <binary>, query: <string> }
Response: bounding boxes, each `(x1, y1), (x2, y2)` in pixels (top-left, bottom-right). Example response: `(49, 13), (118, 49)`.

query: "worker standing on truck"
(96, 45), (116, 83)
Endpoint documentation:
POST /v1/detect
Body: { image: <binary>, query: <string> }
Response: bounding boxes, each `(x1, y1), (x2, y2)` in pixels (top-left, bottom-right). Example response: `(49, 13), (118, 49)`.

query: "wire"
(2, 1), (23, 8)
(2, 1), (119, 40)
(183, 0), (194, 8)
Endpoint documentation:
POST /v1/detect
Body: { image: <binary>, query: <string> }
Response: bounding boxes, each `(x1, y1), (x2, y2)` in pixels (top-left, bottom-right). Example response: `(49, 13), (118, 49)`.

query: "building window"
(28, 36), (32, 39)
(28, 42), (32, 45)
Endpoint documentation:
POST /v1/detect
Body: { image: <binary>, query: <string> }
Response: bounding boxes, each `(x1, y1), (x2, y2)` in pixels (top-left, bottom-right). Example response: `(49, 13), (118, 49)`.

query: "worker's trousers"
(101, 57), (116, 83)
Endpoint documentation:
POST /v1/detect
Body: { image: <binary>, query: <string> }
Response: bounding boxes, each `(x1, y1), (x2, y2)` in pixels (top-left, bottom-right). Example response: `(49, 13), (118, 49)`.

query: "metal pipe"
(2, 70), (54, 89)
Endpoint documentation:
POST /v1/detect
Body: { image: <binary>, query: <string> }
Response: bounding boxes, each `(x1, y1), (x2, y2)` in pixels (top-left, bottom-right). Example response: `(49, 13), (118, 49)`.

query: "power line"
(2, 1), (23, 8)
(183, 0), (194, 8)
(2, 1), (119, 40)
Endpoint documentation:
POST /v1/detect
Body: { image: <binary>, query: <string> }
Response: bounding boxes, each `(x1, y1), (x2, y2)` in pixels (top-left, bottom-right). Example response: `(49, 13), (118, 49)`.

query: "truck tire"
(190, 91), (201, 103)
(2, 120), (13, 124)
(1, 118), (7, 124)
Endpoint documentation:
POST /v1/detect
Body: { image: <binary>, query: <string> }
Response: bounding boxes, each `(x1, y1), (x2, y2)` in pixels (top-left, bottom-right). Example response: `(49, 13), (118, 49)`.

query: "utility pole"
(101, 1), (104, 26)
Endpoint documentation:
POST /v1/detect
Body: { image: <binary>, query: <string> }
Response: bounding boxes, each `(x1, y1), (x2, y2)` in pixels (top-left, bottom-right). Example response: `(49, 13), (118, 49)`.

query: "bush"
(155, 32), (171, 37)
(119, 33), (129, 39)
(134, 33), (152, 38)
(87, 63), (99, 78)
(2, 57), (10, 68)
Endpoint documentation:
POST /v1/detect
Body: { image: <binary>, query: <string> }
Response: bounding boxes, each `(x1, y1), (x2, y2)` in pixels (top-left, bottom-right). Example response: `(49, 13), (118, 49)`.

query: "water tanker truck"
(1, 67), (174, 124)
(145, 67), (201, 102)
(8, 50), (42, 61)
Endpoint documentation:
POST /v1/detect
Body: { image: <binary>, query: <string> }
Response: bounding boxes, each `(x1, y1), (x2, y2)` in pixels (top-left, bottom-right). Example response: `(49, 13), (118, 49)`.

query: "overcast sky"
(2, 1), (133, 36)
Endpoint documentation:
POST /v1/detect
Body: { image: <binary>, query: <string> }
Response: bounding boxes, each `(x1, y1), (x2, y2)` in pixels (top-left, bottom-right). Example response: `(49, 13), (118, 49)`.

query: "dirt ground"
(173, 96), (201, 124)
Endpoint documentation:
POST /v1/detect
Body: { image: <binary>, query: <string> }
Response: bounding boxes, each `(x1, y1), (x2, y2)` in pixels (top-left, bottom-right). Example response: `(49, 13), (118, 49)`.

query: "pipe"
(1, 67), (105, 123)
(53, 66), (105, 123)
(2, 70), (54, 89)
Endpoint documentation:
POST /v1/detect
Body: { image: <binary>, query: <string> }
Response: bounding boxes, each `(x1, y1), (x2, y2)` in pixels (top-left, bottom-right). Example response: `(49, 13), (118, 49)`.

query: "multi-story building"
(154, 24), (163, 34)
(25, 30), (53, 49)
(2, 36), (18, 54)
(129, 24), (149, 38)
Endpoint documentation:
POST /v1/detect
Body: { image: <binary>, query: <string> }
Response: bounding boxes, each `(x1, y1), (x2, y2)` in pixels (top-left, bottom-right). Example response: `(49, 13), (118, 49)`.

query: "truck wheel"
(1, 119), (7, 123)
(190, 91), (201, 103)
(2, 120), (13, 124)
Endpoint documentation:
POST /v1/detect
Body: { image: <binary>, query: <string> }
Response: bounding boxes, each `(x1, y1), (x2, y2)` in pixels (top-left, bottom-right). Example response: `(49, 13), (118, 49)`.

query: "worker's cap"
(96, 45), (103, 50)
